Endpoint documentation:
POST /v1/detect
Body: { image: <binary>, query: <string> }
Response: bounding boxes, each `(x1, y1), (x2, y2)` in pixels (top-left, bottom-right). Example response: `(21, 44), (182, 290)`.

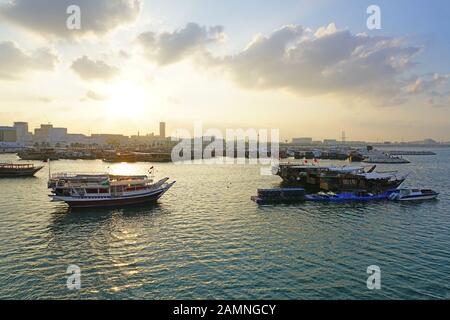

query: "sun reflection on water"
(108, 163), (138, 176)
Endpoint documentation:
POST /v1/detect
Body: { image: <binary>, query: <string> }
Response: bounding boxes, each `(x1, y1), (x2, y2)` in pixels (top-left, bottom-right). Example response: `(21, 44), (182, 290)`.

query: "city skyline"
(1, 0), (450, 141)
(0, 120), (445, 145)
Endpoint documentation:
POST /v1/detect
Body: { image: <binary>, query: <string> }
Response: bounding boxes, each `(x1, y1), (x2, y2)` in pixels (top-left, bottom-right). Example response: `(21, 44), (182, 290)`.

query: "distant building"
(292, 137), (313, 145)
(0, 126), (17, 142)
(34, 124), (53, 142)
(91, 134), (129, 146)
(49, 127), (68, 144)
(67, 134), (89, 145)
(323, 139), (338, 145)
(159, 122), (166, 139)
(423, 138), (438, 145)
(130, 133), (155, 144)
(13, 122), (29, 141)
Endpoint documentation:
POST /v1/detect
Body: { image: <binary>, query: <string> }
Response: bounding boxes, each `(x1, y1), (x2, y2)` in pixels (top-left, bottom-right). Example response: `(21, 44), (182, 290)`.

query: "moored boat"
(0, 163), (44, 177)
(251, 188), (306, 204)
(305, 190), (389, 202)
(18, 148), (59, 161)
(102, 152), (137, 163)
(48, 172), (175, 208)
(273, 163), (405, 193)
(388, 188), (439, 201)
(362, 153), (410, 164)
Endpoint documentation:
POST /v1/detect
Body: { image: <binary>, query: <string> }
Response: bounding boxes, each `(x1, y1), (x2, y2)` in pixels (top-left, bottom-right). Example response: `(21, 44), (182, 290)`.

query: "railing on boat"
(0, 163), (35, 169)
(51, 172), (108, 179)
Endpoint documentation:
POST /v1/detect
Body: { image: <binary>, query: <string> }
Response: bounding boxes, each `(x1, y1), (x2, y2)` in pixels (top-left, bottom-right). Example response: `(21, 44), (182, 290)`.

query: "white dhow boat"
(388, 188), (439, 201)
(48, 172), (175, 208)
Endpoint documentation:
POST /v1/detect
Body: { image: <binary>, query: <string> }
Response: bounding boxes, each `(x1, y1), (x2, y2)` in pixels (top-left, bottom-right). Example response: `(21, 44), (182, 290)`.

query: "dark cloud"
(0, 0), (141, 39)
(0, 41), (58, 79)
(137, 22), (225, 65)
(71, 56), (119, 81)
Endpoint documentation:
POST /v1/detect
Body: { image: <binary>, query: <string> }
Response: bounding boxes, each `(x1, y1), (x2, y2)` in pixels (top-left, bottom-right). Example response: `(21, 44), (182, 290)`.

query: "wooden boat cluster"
(274, 163), (405, 193)
(252, 163), (439, 204)
(252, 188), (439, 204)
(17, 147), (173, 162)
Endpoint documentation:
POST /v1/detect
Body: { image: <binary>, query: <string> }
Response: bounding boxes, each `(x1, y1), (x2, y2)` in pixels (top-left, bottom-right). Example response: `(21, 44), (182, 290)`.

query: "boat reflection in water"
(48, 171), (175, 208)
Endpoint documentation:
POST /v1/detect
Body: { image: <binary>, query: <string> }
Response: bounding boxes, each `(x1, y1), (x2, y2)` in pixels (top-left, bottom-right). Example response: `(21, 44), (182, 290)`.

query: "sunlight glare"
(105, 81), (147, 119)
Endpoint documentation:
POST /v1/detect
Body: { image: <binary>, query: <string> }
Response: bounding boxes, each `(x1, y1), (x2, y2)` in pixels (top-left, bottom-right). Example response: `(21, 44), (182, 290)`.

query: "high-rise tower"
(160, 122), (166, 139)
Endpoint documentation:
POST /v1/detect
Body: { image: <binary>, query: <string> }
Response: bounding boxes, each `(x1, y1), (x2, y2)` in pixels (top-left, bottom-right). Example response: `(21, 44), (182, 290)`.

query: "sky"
(0, 0), (449, 142)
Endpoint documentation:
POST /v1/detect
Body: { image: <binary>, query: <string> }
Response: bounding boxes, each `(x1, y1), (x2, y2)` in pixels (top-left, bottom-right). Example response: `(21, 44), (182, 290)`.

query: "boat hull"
(362, 160), (410, 164)
(251, 188), (306, 205)
(305, 194), (388, 202)
(0, 166), (43, 178)
(53, 185), (173, 208)
(396, 194), (438, 201)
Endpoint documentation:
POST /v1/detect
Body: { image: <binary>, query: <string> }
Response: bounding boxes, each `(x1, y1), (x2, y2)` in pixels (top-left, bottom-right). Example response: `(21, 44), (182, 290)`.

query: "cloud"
(137, 22), (225, 65)
(34, 96), (54, 103)
(203, 23), (449, 107)
(71, 56), (119, 81)
(404, 73), (450, 94)
(0, 0), (141, 39)
(0, 41), (58, 79)
(85, 90), (108, 101)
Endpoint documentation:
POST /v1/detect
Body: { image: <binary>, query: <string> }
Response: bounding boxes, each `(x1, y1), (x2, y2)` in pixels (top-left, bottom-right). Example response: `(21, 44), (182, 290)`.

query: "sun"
(104, 81), (147, 119)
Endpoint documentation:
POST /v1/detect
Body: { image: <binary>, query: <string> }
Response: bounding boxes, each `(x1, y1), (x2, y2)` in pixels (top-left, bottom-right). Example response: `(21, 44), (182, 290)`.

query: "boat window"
(400, 189), (410, 196)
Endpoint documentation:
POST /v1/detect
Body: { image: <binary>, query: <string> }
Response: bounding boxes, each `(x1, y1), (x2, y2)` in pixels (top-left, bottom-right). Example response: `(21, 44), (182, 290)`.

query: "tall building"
(0, 127), (17, 142)
(159, 122), (166, 139)
(13, 122), (29, 141)
(50, 127), (68, 144)
(34, 124), (53, 142)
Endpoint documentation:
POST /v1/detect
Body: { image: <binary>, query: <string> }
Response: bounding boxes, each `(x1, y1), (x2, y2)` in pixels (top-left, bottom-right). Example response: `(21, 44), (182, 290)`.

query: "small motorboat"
(304, 190), (388, 202)
(251, 188), (306, 204)
(388, 188), (439, 201)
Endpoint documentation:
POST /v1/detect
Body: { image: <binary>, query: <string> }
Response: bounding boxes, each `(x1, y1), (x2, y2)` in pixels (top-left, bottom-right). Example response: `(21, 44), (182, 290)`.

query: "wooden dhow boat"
(273, 163), (406, 193)
(0, 163), (44, 177)
(48, 172), (175, 208)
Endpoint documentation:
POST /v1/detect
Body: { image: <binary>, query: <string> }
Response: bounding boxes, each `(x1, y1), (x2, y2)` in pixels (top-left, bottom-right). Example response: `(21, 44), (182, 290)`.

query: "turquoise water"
(0, 150), (450, 299)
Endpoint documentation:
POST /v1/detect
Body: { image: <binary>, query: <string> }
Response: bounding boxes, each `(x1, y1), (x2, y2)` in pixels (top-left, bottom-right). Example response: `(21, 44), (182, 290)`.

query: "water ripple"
(0, 152), (450, 299)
